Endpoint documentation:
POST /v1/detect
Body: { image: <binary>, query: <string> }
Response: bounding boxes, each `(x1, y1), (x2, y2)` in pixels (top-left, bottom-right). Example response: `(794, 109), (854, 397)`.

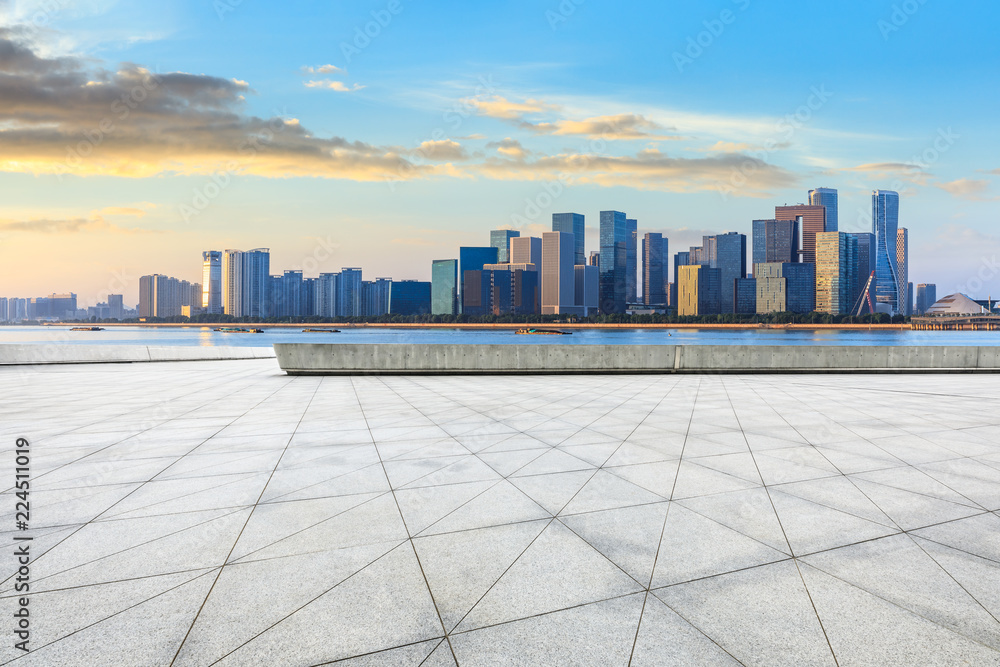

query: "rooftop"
(2, 360), (999, 665)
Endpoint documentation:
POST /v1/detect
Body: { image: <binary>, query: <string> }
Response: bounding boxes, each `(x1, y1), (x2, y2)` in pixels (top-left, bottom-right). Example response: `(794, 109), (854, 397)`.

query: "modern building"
(752, 219), (799, 267)
(677, 265), (721, 316)
(461, 270), (491, 317)
(588, 251), (600, 267)
(808, 187), (839, 232)
(541, 231), (576, 315)
(897, 227), (910, 316)
(552, 213), (585, 266)
(27, 293), (78, 320)
(338, 268), (363, 317)
(477, 265), (540, 315)
(847, 232), (876, 311)
(510, 236), (542, 268)
(642, 233), (667, 306)
(574, 265), (599, 316)
(315, 273), (339, 318)
(626, 218), (638, 304)
(139, 276), (194, 318)
(362, 278), (391, 317)
(431, 259), (458, 315)
(599, 211), (629, 314)
(388, 281), (431, 315)
(735, 278), (757, 315)
(775, 205), (826, 264)
(916, 284), (937, 315)
(201, 251), (223, 315)
(459, 247), (499, 314)
(108, 294), (124, 320)
(873, 190), (901, 314)
(816, 232), (858, 315)
(712, 232), (747, 314)
(672, 250), (693, 308)
(756, 263), (816, 314)
(490, 230), (520, 264)
(221, 248), (269, 318)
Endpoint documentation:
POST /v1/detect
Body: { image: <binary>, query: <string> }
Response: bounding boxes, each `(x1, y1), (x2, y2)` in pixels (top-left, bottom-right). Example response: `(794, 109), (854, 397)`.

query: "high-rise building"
(642, 233), (667, 306)
(816, 232), (858, 314)
(916, 284), (937, 315)
(752, 219), (799, 268)
(461, 270), (491, 317)
(108, 294), (124, 320)
(541, 231), (576, 315)
(897, 227), (910, 316)
(847, 232), (876, 311)
(574, 265), (599, 316)
(735, 278), (757, 314)
(138, 276), (187, 318)
(482, 265), (540, 315)
(510, 237), (542, 268)
(809, 187), (839, 232)
(221, 248), (269, 318)
(873, 190), (901, 314)
(388, 281), (431, 315)
(712, 232), (747, 313)
(626, 218), (638, 304)
(362, 278), (391, 317)
(678, 265), (721, 316)
(775, 204), (826, 264)
(338, 268), (363, 317)
(459, 247), (499, 314)
(552, 213), (585, 266)
(431, 260), (458, 315)
(755, 263), (816, 314)
(490, 230), (520, 264)
(315, 273), (339, 317)
(588, 251), (600, 267)
(599, 211), (628, 314)
(672, 251), (693, 308)
(201, 251), (223, 315)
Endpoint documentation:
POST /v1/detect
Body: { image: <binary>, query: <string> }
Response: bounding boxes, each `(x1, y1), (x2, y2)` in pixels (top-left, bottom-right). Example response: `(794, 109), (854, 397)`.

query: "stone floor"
(2, 359), (1000, 666)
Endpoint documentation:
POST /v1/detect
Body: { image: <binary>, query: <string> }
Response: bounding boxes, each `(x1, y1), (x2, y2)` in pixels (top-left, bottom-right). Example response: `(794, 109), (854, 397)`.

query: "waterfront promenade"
(2, 356), (999, 665)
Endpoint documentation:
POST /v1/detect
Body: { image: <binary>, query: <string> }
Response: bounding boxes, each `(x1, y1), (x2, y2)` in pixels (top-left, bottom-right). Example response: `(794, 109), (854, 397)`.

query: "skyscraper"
(809, 187), (839, 232)
(847, 232), (876, 311)
(552, 213), (585, 266)
(752, 219), (799, 268)
(642, 233), (667, 306)
(599, 211), (628, 314)
(315, 273), (339, 317)
(916, 284), (937, 315)
(755, 263), (816, 314)
(626, 218), (638, 304)
(897, 227), (910, 316)
(712, 232), (747, 313)
(201, 251), (222, 315)
(222, 248), (269, 318)
(541, 231), (576, 315)
(775, 204), (826, 264)
(388, 281), (431, 315)
(490, 230), (520, 264)
(338, 268), (363, 317)
(873, 190), (901, 314)
(510, 236), (542, 267)
(431, 259), (458, 315)
(108, 294), (124, 320)
(574, 265), (599, 316)
(459, 246), (499, 314)
(672, 250), (693, 308)
(816, 232), (858, 314)
(222, 250), (243, 316)
(678, 265), (721, 316)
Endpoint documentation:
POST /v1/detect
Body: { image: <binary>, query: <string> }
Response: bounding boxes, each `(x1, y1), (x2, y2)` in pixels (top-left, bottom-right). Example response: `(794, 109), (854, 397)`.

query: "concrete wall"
(0, 345), (275, 366)
(274, 343), (1000, 375)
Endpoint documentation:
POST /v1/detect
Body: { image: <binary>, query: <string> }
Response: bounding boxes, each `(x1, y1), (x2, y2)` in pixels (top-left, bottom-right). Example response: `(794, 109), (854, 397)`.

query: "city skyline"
(1, 2), (998, 303)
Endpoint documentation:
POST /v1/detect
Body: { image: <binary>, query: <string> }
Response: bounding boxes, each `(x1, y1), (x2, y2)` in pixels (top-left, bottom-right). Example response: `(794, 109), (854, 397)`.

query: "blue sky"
(1, 0), (998, 305)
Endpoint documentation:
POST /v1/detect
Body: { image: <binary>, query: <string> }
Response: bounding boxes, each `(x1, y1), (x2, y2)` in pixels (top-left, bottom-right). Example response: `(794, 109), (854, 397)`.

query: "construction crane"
(852, 271), (876, 317)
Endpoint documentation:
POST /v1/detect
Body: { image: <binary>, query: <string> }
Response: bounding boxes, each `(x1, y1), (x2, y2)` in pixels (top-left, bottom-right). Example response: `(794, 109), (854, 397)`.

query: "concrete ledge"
(0, 345), (275, 366)
(274, 343), (1000, 375)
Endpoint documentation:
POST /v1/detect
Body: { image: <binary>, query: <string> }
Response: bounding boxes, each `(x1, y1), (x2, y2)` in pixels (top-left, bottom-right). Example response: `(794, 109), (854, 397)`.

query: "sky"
(1, 0), (999, 307)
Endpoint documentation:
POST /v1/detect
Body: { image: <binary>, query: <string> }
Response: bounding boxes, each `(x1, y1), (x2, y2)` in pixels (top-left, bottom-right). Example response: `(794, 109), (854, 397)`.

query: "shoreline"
(29, 322), (913, 331)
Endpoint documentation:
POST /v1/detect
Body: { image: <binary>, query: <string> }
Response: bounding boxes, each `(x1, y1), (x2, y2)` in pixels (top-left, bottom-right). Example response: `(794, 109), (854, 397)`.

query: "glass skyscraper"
(459, 247), (499, 314)
(201, 251), (223, 315)
(626, 218), (638, 304)
(873, 190), (901, 314)
(809, 187), (839, 232)
(338, 268), (363, 317)
(599, 211), (628, 314)
(752, 219), (799, 268)
(552, 213), (585, 266)
(712, 232), (747, 314)
(642, 233), (666, 306)
(489, 230), (520, 264)
(431, 259), (458, 315)
(389, 281), (431, 315)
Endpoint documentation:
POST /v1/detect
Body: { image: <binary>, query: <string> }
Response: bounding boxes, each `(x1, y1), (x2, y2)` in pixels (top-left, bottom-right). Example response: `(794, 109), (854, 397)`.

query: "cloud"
(464, 95), (559, 121)
(843, 162), (928, 185)
(486, 138), (528, 158)
(0, 30), (419, 182)
(304, 80), (364, 92)
(937, 178), (997, 201)
(94, 206), (148, 217)
(412, 140), (467, 161)
(302, 64), (342, 74)
(528, 114), (679, 140)
(0, 212), (156, 234)
(697, 140), (789, 153)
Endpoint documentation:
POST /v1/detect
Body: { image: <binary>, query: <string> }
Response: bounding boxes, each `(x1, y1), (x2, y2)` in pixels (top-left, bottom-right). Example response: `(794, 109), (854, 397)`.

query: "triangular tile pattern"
(9, 366), (1000, 664)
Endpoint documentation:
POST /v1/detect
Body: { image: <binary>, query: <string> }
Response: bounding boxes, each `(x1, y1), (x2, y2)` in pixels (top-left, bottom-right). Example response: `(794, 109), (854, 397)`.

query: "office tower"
(430, 260), (458, 316)
(201, 251), (223, 314)
(552, 213), (586, 265)
(222, 250), (243, 316)
(481, 264), (540, 315)
(752, 219), (799, 268)
(735, 278), (757, 314)
(139, 276), (185, 318)
(462, 271), (490, 316)
(626, 218), (638, 304)
(755, 263), (816, 314)
(809, 187), (839, 231)
(873, 190), (901, 314)
(916, 284), (937, 315)
(642, 233), (667, 306)
(0, 297), (7, 322)
(678, 265), (721, 316)
(599, 211), (628, 314)
(512, 269), (540, 315)
(107, 294), (124, 320)
(315, 273), (339, 317)
(816, 232), (858, 314)
(362, 278), (391, 317)
(510, 236), (542, 268)
(672, 251), (693, 308)
(337, 268), (363, 317)
(301, 278), (316, 317)
(588, 251), (600, 267)
(897, 227), (910, 316)
(541, 231), (576, 315)
(847, 232), (876, 309)
(459, 247), (499, 314)
(711, 232), (747, 314)
(10, 298), (27, 321)
(575, 265), (599, 316)
(775, 204), (826, 264)
(221, 248), (269, 318)
(490, 230), (520, 264)
(388, 281), (431, 315)
(269, 270), (302, 318)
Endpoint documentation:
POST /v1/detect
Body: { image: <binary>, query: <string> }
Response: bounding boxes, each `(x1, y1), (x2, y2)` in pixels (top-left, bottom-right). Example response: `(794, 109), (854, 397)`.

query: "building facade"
(816, 232), (858, 314)
(752, 219), (799, 267)
(678, 265), (721, 316)
(388, 281), (431, 315)
(541, 231), (576, 315)
(897, 227), (910, 316)
(490, 230), (520, 264)
(642, 233), (667, 306)
(775, 205), (826, 264)
(808, 187), (839, 231)
(873, 190), (901, 314)
(431, 259), (458, 316)
(201, 251), (223, 315)
(459, 247), (499, 314)
(552, 213), (585, 266)
(599, 211), (628, 314)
